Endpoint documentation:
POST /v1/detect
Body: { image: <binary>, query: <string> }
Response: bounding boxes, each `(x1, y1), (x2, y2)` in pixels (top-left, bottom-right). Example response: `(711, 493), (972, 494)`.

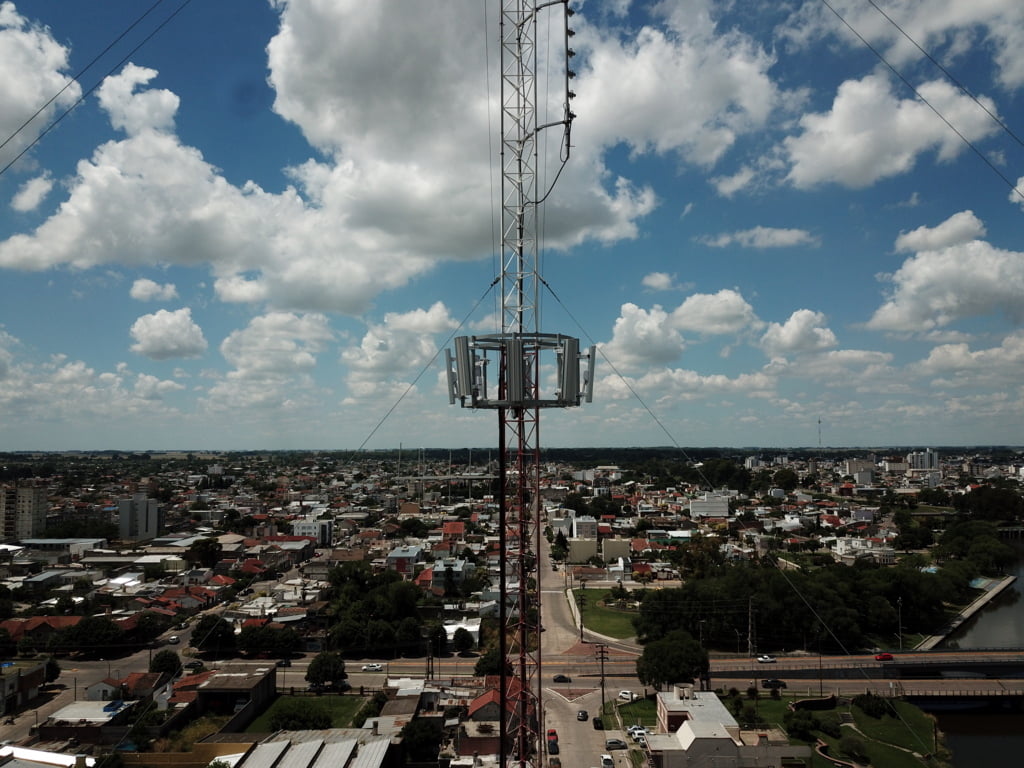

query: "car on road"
(756, 654), (775, 663)
(875, 652), (894, 661)
(168, 635), (180, 644)
(183, 660), (203, 670)
(276, 659), (291, 667)
(549, 759), (561, 768)
(605, 738), (628, 750)
(576, 709), (588, 721)
(592, 717), (604, 730)
(617, 689), (637, 701)
(552, 674), (570, 683)
(761, 678), (787, 689)
(361, 663), (384, 671)
(546, 742), (558, 755)
(546, 728), (558, 743)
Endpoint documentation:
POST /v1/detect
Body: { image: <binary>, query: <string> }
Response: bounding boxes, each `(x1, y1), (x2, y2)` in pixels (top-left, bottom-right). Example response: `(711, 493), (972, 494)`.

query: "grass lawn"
(852, 700), (938, 754)
(246, 693), (365, 732)
(574, 588), (637, 639)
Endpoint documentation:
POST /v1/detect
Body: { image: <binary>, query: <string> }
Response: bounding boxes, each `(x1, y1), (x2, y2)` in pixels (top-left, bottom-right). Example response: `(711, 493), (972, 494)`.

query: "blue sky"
(1, 0), (1023, 451)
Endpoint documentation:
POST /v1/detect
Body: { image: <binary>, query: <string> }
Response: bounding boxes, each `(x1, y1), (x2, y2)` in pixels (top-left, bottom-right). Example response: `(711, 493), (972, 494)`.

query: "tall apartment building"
(0, 480), (48, 540)
(907, 449), (940, 471)
(118, 493), (160, 542)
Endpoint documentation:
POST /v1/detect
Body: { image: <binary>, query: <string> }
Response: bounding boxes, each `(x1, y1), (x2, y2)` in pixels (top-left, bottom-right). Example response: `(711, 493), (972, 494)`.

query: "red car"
(546, 729), (558, 743)
(875, 652), (894, 661)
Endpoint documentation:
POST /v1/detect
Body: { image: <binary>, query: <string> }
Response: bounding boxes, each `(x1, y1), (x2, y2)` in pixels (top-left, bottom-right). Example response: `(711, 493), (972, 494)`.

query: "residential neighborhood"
(0, 447), (1021, 768)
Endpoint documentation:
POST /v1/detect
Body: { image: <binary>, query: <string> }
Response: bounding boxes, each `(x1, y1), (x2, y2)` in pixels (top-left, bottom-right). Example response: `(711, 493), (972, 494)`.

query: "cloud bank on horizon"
(0, 0), (1022, 450)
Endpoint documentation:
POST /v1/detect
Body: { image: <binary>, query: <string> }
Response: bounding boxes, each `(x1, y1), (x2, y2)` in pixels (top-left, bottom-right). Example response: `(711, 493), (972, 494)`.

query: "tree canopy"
(306, 651), (348, 689)
(636, 629), (708, 689)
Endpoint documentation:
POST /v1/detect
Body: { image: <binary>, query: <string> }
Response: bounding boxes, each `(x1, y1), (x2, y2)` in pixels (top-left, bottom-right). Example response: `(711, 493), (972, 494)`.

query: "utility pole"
(897, 596), (903, 651)
(595, 643), (608, 714)
(576, 591), (587, 642)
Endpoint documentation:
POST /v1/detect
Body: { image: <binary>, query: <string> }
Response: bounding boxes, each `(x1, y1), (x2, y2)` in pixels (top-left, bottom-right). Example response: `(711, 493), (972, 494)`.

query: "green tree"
(452, 627), (475, 654)
(150, 649), (181, 676)
(44, 656), (61, 683)
(190, 615), (236, 653)
(401, 717), (443, 762)
(187, 537), (223, 568)
(426, 621), (447, 656)
(306, 651), (348, 689)
(635, 629), (708, 689)
(58, 615), (123, 656)
(772, 468), (798, 492)
(474, 646), (510, 676)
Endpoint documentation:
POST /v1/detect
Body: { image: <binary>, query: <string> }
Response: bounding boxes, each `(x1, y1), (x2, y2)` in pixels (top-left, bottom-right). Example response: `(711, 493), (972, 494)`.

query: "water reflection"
(930, 546), (1024, 768)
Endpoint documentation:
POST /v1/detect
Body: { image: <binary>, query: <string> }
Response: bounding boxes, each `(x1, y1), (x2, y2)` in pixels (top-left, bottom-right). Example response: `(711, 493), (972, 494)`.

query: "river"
(930, 545), (1024, 768)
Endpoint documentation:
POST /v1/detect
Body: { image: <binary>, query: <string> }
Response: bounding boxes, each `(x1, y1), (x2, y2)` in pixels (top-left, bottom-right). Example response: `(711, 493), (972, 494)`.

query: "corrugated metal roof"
(240, 739), (290, 768)
(310, 740), (356, 768)
(349, 737), (390, 768)
(276, 739), (323, 768)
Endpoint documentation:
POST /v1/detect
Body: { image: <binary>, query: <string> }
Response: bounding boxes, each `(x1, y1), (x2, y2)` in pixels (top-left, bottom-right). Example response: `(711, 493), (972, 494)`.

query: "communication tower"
(444, 1), (591, 765)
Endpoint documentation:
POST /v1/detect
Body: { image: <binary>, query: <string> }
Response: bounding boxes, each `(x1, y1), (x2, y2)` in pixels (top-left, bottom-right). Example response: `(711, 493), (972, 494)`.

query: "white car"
(756, 655), (776, 663)
(618, 690), (638, 701)
(361, 663), (384, 672)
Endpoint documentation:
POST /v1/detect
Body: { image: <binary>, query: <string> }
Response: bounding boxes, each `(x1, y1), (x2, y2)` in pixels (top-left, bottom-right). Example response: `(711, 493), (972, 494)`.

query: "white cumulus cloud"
(868, 240), (1024, 331)
(760, 309), (838, 358)
(700, 226), (819, 249)
(130, 278), (178, 302)
(894, 210), (986, 253)
(11, 174), (53, 212)
(129, 308), (208, 360)
(784, 75), (1000, 189)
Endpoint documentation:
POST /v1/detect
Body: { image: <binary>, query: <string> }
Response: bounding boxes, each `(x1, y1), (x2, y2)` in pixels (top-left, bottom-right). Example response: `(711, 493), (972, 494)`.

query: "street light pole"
(897, 596), (903, 651)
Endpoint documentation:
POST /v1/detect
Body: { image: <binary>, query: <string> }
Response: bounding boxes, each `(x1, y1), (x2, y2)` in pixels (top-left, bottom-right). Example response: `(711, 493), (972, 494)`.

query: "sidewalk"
(915, 574), (1017, 651)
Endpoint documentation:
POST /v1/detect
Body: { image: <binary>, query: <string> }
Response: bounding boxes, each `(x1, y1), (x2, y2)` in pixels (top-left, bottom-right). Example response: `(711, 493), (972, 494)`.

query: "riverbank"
(915, 575), (1017, 651)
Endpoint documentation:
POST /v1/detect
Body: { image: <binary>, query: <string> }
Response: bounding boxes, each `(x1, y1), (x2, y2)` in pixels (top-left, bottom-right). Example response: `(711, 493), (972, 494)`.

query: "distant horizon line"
(2, 445), (1022, 456)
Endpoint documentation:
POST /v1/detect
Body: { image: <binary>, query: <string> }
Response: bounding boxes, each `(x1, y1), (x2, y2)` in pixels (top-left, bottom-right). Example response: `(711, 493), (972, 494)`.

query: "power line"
(0, 0), (195, 180)
(818, 0), (1024, 204)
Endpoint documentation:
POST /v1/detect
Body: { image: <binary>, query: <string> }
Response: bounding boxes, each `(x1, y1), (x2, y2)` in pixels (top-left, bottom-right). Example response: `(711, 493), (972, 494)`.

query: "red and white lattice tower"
(445, 3), (590, 766)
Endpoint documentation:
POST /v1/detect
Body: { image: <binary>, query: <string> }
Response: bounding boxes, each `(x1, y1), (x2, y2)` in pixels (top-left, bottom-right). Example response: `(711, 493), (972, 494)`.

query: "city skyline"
(1, 1), (1023, 451)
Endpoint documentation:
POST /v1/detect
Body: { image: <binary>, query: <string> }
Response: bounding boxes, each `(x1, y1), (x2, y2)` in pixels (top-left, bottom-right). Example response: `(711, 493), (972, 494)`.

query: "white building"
(907, 449), (939, 470)
(118, 493), (160, 542)
(648, 686), (811, 767)
(689, 492), (731, 518)
(1, 481), (48, 540)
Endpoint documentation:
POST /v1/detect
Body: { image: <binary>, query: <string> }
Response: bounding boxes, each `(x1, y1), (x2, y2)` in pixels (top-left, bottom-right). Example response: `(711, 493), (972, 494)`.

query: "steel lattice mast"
(445, 2), (589, 766)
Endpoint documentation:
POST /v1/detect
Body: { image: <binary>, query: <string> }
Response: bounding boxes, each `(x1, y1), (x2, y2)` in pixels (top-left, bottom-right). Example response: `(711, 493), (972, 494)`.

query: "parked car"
(553, 674), (571, 683)
(628, 725), (649, 739)
(756, 654), (775, 663)
(576, 709), (588, 721)
(546, 729), (558, 743)
(605, 738), (628, 750)
(592, 717), (604, 730)
(761, 678), (787, 689)
(183, 660), (203, 670)
(546, 742), (558, 755)
(549, 759), (561, 768)
(875, 652), (894, 661)
(600, 755), (613, 768)
(362, 663), (384, 671)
